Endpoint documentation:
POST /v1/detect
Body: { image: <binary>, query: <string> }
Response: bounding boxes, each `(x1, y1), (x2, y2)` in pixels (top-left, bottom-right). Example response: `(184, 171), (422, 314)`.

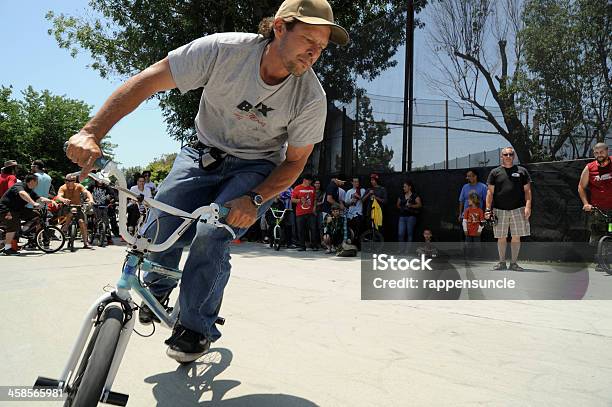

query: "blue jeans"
(398, 216), (417, 242)
(142, 146), (275, 341)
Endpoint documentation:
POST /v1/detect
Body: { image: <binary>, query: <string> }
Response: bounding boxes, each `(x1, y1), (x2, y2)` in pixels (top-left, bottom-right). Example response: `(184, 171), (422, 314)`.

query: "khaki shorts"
(493, 207), (530, 238)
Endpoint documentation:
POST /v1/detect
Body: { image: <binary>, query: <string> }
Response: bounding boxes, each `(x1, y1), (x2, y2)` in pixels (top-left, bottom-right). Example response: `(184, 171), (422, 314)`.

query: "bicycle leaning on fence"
(34, 157), (235, 407)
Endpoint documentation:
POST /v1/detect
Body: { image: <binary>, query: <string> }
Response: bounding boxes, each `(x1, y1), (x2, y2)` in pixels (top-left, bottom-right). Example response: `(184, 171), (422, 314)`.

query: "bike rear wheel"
(36, 226), (65, 253)
(597, 235), (612, 275)
(65, 305), (124, 407)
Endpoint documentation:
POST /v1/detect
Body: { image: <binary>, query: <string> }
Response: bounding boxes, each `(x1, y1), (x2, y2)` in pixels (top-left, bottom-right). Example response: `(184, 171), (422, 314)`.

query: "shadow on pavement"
(228, 242), (360, 262)
(145, 347), (319, 407)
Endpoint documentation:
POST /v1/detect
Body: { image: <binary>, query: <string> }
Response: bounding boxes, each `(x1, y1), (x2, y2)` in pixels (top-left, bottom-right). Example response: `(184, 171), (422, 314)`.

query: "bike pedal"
(34, 376), (63, 389)
(102, 390), (129, 406)
(215, 316), (225, 326)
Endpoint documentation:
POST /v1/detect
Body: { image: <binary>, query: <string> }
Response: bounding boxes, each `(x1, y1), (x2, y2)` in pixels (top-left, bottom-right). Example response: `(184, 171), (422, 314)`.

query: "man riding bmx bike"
(66, 0), (349, 363)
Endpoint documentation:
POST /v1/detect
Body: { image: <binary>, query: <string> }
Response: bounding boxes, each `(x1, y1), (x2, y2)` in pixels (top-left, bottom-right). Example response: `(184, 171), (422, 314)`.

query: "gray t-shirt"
(168, 32), (327, 165)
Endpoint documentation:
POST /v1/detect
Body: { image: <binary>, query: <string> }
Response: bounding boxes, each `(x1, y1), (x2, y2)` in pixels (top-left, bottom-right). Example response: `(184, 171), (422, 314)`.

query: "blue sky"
(0, 0), (180, 169)
(1, 1), (507, 170)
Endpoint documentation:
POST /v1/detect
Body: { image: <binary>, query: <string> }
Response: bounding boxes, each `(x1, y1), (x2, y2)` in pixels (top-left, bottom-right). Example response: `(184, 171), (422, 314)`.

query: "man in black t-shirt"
(321, 177), (346, 217)
(485, 147), (532, 271)
(0, 174), (53, 255)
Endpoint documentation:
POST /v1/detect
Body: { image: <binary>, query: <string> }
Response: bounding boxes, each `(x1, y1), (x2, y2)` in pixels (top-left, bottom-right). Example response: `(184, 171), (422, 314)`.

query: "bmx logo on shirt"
(300, 194), (312, 210)
(594, 173), (611, 182)
(234, 100), (275, 128)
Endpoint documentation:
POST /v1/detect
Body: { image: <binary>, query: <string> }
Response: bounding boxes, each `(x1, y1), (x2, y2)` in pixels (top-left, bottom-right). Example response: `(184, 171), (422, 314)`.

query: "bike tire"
(274, 227), (282, 251)
(65, 305), (124, 407)
(69, 224), (77, 252)
(597, 236), (612, 275)
(36, 226), (65, 253)
(98, 222), (107, 247)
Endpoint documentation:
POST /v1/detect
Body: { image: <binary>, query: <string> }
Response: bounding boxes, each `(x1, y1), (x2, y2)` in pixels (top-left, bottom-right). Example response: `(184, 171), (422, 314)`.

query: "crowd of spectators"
(4, 143), (610, 270)
(0, 158), (158, 255)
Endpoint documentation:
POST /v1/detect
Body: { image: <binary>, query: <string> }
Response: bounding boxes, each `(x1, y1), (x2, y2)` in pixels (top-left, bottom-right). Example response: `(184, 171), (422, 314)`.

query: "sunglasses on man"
(502, 153), (514, 157)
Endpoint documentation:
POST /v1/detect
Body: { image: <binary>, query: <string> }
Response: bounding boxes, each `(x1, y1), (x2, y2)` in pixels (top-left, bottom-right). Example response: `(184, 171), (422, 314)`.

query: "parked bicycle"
(34, 157), (235, 406)
(0, 204), (65, 253)
(269, 207), (291, 251)
(591, 206), (612, 275)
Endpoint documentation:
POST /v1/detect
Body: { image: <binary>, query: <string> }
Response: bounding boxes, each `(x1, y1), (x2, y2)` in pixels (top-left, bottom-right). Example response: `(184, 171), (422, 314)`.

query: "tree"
(46, 0), (427, 143)
(353, 95), (395, 172)
(146, 153), (177, 184)
(522, 0), (611, 159)
(427, 0), (535, 162)
(0, 86), (115, 186)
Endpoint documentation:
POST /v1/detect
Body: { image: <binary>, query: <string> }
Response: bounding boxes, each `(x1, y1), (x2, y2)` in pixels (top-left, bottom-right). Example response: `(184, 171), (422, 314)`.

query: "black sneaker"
(139, 293), (170, 325)
(493, 262), (507, 271)
(1, 248), (19, 256)
(509, 263), (524, 271)
(165, 323), (210, 363)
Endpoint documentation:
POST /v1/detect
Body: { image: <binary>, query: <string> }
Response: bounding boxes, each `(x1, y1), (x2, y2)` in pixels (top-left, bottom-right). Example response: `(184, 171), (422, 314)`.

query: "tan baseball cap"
(275, 0), (350, 46)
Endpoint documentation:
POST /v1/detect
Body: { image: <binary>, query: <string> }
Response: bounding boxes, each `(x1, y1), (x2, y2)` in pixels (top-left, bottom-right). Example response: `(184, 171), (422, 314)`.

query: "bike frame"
(270, 208), (290, 241)
(591, 206), (612, 236)
(51, 159), (235, 402)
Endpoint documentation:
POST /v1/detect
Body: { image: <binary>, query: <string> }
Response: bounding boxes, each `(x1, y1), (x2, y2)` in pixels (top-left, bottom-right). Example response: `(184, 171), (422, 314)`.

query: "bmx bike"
(0, 204), (66, 253)
(269, 207), (291, 251)
(34, 157), (235, 406)
(64, 203), (91, 252)
(89, 204), (111, 247)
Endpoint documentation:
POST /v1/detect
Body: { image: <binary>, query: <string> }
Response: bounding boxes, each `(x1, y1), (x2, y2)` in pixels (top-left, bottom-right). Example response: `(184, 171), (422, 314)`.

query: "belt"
(189, 140), (228, 170)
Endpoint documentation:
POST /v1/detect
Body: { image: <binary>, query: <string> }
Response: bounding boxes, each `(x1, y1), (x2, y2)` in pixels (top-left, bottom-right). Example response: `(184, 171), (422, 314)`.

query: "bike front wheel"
(97, 222), (107, 247)
(36, 226), (65, 253)
(597, 235), (612, 275)
(273, 226), (283, 251)
(65, 305), (124, 407)
(68, 223), (78, 252)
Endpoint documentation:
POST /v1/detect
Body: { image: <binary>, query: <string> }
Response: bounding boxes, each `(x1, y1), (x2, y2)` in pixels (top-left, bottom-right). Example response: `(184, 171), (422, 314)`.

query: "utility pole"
(445, 100), (449, 169)
(402, 0), (414, 172)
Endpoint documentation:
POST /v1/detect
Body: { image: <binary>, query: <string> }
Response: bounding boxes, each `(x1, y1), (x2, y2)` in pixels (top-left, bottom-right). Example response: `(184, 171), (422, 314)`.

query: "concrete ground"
(1, 241), (612, 406)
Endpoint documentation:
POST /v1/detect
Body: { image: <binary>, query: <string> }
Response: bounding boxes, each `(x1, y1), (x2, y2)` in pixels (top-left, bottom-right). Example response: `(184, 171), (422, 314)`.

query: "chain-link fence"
(315, 93), (609, 177)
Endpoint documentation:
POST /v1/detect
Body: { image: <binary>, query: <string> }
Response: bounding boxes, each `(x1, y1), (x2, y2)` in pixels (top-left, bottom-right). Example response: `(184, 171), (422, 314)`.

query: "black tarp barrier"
(343, 159), (593, 242)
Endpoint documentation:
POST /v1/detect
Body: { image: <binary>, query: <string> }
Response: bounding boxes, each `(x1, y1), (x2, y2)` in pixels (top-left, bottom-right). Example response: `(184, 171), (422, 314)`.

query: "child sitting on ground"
(322, 203), (349, 254)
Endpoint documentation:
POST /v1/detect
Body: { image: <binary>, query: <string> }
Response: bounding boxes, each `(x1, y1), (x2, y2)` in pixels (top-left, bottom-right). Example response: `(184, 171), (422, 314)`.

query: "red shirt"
(0, 173), (17, 197)
(291, 185), (316, 216)
(463, 207), (484, 236)
(588, 156), (612, 210)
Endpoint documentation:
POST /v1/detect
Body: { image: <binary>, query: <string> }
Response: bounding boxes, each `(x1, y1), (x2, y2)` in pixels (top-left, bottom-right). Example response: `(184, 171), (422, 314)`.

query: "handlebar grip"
(218, 206), (230, 218)
(63, 141), (109, 170)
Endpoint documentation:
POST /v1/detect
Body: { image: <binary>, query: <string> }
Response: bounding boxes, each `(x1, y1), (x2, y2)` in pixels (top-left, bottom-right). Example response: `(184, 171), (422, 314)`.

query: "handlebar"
(590, 206), (612, 219)
(270, 207), (291, 218)
(64, 144), (236, 250)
